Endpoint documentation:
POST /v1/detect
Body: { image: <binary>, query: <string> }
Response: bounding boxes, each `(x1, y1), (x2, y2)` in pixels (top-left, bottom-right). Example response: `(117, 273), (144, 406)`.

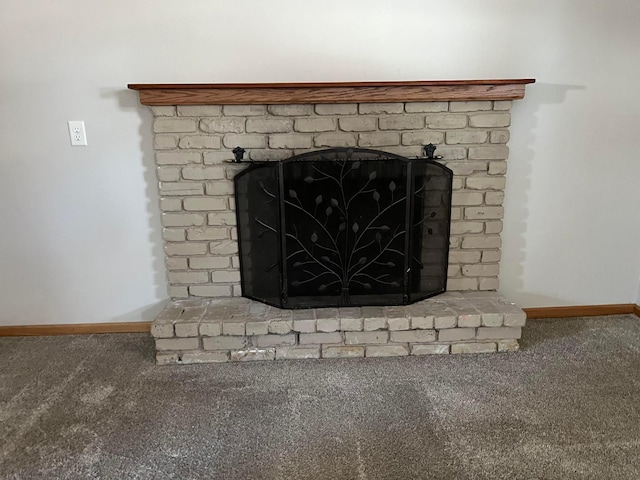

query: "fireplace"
(236, 147), (452, 308)
(129, 79), (534, 364)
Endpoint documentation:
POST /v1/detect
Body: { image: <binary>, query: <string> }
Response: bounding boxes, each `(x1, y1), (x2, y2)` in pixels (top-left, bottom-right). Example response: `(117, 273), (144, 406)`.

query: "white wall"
(1, 0), (639, 325)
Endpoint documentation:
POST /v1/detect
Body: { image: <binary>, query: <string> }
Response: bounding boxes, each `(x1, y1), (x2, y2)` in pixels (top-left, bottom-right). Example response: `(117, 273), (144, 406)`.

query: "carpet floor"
(1, 314), (639, 479)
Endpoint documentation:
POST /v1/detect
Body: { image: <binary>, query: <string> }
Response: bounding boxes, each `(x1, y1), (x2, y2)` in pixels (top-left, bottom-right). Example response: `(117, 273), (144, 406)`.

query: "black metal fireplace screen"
(235, 148), (452, 309)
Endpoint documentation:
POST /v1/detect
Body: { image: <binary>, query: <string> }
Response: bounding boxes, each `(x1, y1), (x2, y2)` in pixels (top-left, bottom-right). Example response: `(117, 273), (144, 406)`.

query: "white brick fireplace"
(129, 80), (535, 364)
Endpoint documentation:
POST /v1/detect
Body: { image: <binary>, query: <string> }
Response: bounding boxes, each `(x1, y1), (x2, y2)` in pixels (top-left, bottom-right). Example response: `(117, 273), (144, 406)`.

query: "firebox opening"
(235, 148), (453, 309)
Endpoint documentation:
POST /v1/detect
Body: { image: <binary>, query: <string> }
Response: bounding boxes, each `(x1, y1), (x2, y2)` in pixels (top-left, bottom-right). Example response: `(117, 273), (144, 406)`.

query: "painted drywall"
(1, 0), (639, 325)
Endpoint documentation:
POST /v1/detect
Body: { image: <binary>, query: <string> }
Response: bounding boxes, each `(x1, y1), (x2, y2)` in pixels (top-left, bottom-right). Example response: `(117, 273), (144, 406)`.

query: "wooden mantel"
(128, 79), (535, 105)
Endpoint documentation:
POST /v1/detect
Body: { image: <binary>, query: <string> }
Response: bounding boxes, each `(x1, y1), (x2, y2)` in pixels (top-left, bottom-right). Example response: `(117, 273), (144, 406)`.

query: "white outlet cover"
(68, 121), (87, 146)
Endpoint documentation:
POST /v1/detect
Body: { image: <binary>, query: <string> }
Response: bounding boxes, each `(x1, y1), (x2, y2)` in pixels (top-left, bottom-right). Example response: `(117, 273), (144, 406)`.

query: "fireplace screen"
(235, 148), (452, 309)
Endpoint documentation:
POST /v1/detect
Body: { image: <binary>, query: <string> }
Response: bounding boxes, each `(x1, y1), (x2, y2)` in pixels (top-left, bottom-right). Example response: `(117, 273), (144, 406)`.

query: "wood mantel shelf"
(128, 79), (535, 105)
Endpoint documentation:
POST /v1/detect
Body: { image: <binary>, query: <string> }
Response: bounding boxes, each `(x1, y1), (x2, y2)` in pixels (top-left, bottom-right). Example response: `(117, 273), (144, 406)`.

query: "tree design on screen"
(282, 155), (421, 302)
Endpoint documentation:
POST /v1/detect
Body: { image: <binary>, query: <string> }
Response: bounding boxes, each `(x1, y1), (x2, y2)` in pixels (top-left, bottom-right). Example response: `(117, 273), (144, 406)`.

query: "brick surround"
(151, 100), (512, 299)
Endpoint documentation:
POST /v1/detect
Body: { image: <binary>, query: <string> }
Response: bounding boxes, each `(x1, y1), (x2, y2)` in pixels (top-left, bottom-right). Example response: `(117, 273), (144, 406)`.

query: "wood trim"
(524, 304), (637, 319)
(635, 305), (640, 318)
(127, 79), (535, 105)
(0, 322), (151, 337)
(129, 80), (536, 89)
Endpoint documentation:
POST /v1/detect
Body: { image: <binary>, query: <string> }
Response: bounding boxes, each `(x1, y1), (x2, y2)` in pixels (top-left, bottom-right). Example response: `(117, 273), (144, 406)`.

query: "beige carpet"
(1, 314), (639, 479)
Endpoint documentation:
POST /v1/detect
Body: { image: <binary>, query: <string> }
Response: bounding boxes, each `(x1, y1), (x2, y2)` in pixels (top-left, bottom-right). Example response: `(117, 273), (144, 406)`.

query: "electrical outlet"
(68, 121), (87, 146)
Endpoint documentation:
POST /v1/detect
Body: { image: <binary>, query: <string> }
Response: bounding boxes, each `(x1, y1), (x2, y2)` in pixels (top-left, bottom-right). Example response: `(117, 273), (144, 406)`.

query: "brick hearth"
(152, 292), (525, 365)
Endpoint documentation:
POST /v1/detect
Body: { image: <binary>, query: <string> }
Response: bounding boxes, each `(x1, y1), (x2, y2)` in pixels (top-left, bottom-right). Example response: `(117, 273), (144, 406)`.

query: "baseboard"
(524, 304), (638, 320)
(0, 321), (151, 337)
